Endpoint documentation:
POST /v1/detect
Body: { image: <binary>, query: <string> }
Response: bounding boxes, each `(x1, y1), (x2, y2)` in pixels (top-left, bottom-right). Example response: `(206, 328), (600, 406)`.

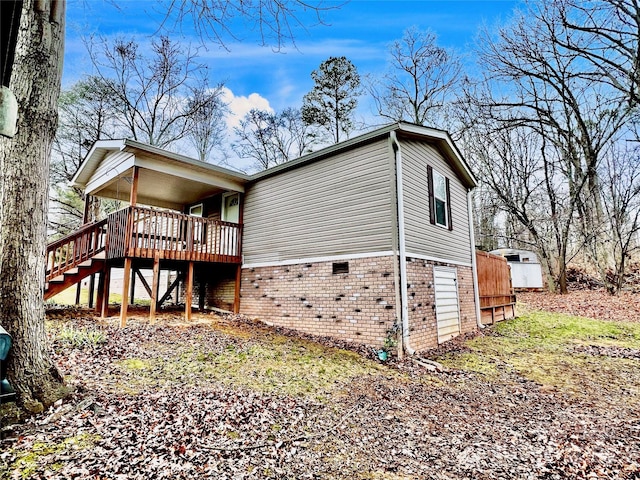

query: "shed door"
(434, 266), (461, 344)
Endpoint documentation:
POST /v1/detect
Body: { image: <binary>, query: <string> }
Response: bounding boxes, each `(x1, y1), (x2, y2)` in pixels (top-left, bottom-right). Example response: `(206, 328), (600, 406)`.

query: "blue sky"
(65, 0), (518, 106)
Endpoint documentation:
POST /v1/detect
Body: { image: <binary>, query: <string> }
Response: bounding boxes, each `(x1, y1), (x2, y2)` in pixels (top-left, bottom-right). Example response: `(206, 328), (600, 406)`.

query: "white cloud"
(222, 87), (273, 129)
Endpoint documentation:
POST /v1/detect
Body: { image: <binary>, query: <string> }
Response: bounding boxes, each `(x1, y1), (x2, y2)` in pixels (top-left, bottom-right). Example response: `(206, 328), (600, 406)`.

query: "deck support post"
(130, 268), (136, 305)
(75, 282), (82, 306)
(185, 261), (194, 321)
(95, 272), (104, 314)
(82, 194), (91, 225)
(233, 193), (244, 315)
(150, 255), (160, 323)
(234, 264), (241, 314)
(98, 266), (111, 318)
(129, 166), (139, 206)
(88, 273), (96, 308)
(120, 258), (132, 327)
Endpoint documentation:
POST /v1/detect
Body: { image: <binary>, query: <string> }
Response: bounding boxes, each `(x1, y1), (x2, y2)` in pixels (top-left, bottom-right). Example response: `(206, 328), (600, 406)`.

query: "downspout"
(390, 131), (415, 355)
(467, 190), (484, 328)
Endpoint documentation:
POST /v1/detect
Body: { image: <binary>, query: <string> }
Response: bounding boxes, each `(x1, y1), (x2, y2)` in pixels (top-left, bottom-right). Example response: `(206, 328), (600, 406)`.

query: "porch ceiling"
(72, 139), (249, 210)
(94, 167), (231, 210)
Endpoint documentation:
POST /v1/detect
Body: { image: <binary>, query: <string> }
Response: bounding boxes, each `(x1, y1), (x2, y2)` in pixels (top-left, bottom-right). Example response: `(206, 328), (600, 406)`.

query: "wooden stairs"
(45, 256), (105, 300)
(45, 219), (107, 301)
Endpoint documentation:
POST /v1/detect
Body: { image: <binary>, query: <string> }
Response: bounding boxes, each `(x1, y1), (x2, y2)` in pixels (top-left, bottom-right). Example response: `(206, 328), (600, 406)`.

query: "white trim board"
(404, 252), (472, 268)
(242, 251), (473, 269)
(242, 251), (396, 269)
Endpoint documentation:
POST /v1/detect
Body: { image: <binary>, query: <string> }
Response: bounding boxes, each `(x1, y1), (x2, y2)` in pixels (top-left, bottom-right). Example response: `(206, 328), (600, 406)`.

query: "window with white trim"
(189, 203), (203, 217)
(433, 170), (448, 227)
(427, 165), (452, 230)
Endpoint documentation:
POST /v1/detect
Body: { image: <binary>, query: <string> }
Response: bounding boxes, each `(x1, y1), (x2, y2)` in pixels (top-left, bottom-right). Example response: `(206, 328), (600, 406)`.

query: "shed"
(490, 248), (544, 290)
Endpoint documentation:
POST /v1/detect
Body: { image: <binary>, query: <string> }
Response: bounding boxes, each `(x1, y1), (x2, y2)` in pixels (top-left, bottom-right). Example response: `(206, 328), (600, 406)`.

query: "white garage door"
(434, 266), (461, 344)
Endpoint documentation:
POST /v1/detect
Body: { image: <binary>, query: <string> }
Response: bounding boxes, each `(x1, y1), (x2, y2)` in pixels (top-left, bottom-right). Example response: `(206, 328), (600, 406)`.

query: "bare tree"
(88, 35), (226, 149)
(233, 107), (317, 170)
(161, 0), (337, 50)
(185, 85), (228, 162)
(49, 77), (119, 237)
(458, 101), (580, 292)
(597, 143), (640, 292)
(279, 107), (319, 160)
(467, 2), (631, 292)
(559, 0), (640, 107)
(370, 27), (462, 127)
(301, 56), (362, 143)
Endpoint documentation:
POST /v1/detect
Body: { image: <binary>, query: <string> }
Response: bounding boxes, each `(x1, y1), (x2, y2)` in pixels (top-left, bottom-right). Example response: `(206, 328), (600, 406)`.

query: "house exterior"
(56, 123), (480, 352)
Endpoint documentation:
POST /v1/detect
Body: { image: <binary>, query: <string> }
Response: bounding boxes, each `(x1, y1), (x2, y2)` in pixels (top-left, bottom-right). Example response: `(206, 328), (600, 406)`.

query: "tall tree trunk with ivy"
(0, 0), (66, 414)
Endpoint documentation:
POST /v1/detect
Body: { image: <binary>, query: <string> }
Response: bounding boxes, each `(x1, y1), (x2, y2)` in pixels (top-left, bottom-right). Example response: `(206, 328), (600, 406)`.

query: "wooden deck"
(46, 206), (242, 290)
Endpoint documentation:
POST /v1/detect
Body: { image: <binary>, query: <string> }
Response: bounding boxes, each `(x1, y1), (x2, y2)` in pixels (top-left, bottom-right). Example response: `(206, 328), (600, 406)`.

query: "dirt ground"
(1, 292), (639, 479)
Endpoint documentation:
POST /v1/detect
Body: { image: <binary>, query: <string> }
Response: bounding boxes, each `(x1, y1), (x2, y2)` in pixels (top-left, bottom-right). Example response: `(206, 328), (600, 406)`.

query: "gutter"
(390, 131), (415, 355)
(467, 190), (484, 328)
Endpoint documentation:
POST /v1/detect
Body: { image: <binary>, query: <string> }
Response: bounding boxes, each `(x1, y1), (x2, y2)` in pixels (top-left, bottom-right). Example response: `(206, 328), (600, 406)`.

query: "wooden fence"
(476, 250), (517, 324)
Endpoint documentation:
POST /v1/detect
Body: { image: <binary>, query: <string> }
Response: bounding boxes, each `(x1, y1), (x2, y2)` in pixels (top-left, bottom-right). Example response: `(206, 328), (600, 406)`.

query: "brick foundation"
(239, 256), (398, 346)
(238, 255), (478, 352)
(405, 258), (437, 350)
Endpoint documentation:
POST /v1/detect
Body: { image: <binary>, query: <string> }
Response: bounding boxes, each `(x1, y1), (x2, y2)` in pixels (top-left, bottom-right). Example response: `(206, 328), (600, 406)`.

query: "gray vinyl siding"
(401, 139), (473, 265)
(242, 139), (393, 264)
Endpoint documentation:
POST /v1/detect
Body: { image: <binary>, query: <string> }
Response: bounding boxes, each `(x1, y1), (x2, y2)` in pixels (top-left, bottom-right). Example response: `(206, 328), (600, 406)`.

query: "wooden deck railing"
(106, 206), (243, 263)
(46, 207), (242, 284)
(46, 219), (108, 282)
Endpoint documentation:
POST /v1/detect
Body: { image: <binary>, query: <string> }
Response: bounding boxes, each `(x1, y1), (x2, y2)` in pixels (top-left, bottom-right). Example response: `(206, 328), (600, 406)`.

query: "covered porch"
(56, 139), (249, 326)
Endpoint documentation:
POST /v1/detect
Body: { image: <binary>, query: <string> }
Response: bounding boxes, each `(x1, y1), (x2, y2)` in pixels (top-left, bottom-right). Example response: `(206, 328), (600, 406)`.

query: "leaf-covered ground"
(519, 290), (640, 323)
(1, 299), (640, 479)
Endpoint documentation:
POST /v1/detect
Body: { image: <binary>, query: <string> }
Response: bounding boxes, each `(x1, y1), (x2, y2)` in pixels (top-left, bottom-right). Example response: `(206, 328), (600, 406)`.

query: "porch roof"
(71, 139), (249, 210)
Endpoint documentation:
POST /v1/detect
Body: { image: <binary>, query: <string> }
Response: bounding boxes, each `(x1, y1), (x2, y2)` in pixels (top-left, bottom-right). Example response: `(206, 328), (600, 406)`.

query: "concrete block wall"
(181, 264), (237, 311)
(239, 256), (398, 346)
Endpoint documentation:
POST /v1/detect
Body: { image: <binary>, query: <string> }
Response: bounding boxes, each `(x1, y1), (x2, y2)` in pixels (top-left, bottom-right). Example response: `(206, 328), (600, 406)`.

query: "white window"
(428, 165), (451, 230)
(433, 170), (448, 228)
(189, 203), (203, 217)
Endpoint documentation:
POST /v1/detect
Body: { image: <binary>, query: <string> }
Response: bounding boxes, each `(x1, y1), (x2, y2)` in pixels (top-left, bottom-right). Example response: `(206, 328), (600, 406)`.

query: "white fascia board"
(134, 156), (245, 193)
(242, 251), (396, 269)
(404, 251), (473, 268)
(84, 153), (135, 195)
(71, 139), (126, 187)
(123, 139), (250, 181)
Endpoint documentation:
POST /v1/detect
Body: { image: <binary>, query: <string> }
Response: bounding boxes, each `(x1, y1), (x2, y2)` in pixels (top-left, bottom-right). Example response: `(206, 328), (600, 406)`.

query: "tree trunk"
(0, 0), (66, 414)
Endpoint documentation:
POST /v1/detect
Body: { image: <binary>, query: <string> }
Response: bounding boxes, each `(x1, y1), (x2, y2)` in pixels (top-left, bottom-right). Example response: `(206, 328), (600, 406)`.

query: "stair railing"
(46, 219), (108, 282)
